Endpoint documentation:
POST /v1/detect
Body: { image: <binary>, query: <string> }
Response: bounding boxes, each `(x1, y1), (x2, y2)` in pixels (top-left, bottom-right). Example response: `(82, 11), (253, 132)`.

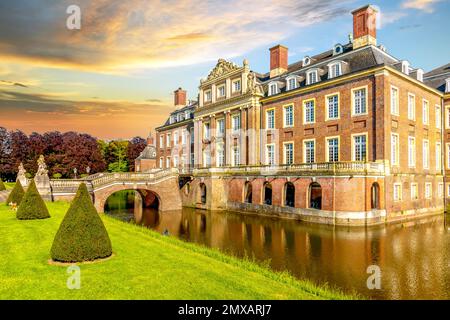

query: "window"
(287, 77), (297, 91)
(284, 142), (294, 165)
(190, 128), (194, 144)
(216, 118), (225, 137)
(166, 157), (171, 168)
(425, 182), (432, 199)
(438, 183), (444, 197)
(353, 134), (367, 161)
(436, 142), (441, 171)
(326, 94), (339, 120)
(408, 137), (416, 168)
(185, 110), (191, 119)
(411, 183), (418, 200)
(408, 93), (415, 121)
(391, 86), (399, 116)
(447, 143), (450, 169)
(269, 83), (278, 96)
(181, 155), (186, 167)
(232, 114), (241, 132)
(391, 133), (399, 166)
(232, 146), (240, 166)
(307, 70), (318, 85)
(329, 63), (341, 78)
(204, 90), (212, 102)
(284, 104), (294, 127)
(204, 123), (210, 139)
(423, 99), (429, 125)
(166, 133), (171, 147)
(352, 87), (367, 115)
(232, 80), (241, 93)
(423, 140), (429, 169)
(173, 131), (178, 144)
(393, 183), (402, 201)
(217, 85), (225, 98)
(203, 151), (211, 167)
(181, 130), (186, 145)
(173, 155), (179, 167)
(436, 105), (441, 129)
(326, 137), (339, 162)
(190, 153), (195, 166)
(216, 144), (225, 166)
(303, 99), (315, 124)
(266, 109), (275, 129)
(159, 135), (164, 148)
(304, 140), (315, 163)
(266, 144), (275, 165)
(159, 157), (163, 169)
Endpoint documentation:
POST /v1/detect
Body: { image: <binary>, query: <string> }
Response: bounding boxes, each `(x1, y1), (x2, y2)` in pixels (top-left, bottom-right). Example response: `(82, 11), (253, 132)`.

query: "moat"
(105, 191), (450, 300)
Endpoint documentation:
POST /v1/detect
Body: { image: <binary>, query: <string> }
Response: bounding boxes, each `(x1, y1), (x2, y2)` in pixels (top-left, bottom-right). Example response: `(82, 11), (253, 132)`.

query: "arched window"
(309, 182), (322, 209)
(284, 182), (295, 207)
(264, 182), (272, 205)
(371, 183), (380, 209)
(244, 182), (253, 204)
(200, 183), (207, 204)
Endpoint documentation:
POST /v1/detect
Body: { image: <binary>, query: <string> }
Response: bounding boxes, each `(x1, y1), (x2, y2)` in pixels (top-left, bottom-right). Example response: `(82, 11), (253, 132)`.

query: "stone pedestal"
(34, 174), (52, 201)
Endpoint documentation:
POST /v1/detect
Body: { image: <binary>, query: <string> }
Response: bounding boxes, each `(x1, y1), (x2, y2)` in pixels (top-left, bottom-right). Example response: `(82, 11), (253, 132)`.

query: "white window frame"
(425, 182), (432, 199)
(351, 133), (368, 161)
(438, 182), (443, 198)
(393, 183), (402, 201)
(173, 155), (179, 168)
(283, 104), (294, 128)
(232, 114), (241, 133)
(283, 141), (294, 165)
(266, 108), (275, 129)
(391, 133), (399, 166)
(166, 133), (171, 147)
(268, 82), (278, 96)
(436, 142), (441, 171)
(390, 85), (399, 116)
(326, 136), (340, 162)
(306, 70), (318, 85)
(423, 139), (429, 169)
(166, 156), (171, 168)
(422, 99), (429, 125)
(447, 143), (450, 169)
(328, 62), (341, 79)
(436, 104), (441, 129)
(203, 122), (210, 139)
(411, 183), (418, 200)
(232, 145), (240, 166)
(217, 84), (226, 98)
(286, 77), (297, 91)
(216, 118), (225, 137)
(303, 99), (315, 124)
(216, 143), (225, 167)
(325, 93), (340, 121)
(159, 157), (163, 169)
(351, 86), (368, 116)
(408, 136), (416, 168)
(159, 135), (164, 148)
(407, 93), (416, 121)
(303, 139), (315, 164)
(266, 143), (276, 166)
(181, 130), (186, 145)
(232, 79), (241, 93)
(204, 90), (212, 103)
(173, 131), (179, 144)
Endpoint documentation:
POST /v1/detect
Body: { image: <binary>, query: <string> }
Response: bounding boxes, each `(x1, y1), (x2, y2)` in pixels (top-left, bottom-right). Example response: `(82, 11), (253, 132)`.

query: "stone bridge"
(48, 169), (182, 212)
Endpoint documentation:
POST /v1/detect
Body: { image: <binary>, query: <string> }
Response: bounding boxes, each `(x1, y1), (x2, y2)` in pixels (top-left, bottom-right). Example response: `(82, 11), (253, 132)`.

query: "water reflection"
(105, 191), (450, 300)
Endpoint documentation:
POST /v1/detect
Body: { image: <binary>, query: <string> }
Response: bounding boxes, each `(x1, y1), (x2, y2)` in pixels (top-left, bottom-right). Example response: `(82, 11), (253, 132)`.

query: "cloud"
(0, 0), (352, 72)
(0, 80), (29, 88)
(401, 0), (442, 13)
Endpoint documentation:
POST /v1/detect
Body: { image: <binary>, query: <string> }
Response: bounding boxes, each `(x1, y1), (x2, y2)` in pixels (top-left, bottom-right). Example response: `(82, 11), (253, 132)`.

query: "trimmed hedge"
(6, 181), (25, 206)
(16, 180), (50, 220)
(51, 183), (112, 262)
(0, 179), (5, 191)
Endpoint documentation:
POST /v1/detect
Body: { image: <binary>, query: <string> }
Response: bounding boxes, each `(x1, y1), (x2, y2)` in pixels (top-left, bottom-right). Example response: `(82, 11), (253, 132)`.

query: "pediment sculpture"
(206, 59), (240, 81)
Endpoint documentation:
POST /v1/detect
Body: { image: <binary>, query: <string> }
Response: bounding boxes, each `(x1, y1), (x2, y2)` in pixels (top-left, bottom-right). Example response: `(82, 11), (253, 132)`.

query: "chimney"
(174, 88), (187, 107)
(351, 5), (378, 49)
(269, 45), (288, 78)
(147, 133), (155, 146)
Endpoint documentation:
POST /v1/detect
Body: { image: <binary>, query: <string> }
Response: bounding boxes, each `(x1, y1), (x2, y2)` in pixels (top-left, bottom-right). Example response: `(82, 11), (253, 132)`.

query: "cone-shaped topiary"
(16, 180), (50, 220)
(50, 183), (112, 262)
(0, 179), (5, 191)
(6, 180), (25, 206)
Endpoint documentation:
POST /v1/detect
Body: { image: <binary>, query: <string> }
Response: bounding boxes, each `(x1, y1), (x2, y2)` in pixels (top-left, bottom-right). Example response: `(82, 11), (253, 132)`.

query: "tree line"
(0, 127), (147, 181)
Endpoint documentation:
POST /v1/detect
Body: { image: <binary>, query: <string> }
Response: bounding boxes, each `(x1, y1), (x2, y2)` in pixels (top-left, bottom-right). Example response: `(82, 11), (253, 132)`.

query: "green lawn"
(4, 182), (15, 190)
(0, 201), (353, 300)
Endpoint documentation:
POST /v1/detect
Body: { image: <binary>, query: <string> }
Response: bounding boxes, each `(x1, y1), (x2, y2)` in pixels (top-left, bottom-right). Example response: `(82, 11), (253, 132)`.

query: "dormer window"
(401, 61), (410, 75)
(446, 78), (450, 93)
(204, 90), (212, 102)
(328, 62), (342, 79)
(333, 44), (343, 56)
(268, 82), (278, 96)
(303, 56), (311, 67)
(416, 69), (424, 82)
(185, 110), (190, 119)
(286, 77), (297, 91)
(170, 115), (176, 124)
(306, 70), (318, 85)
(217, 84), (225, 98)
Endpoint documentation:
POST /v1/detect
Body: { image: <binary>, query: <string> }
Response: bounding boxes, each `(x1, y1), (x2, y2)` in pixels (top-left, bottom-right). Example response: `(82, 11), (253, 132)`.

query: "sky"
(0, 0), (449, 140)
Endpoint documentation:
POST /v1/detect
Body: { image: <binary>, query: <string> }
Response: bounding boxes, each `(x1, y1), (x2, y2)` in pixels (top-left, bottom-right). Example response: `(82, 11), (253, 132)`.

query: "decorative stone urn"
(34, 155), (51, 200)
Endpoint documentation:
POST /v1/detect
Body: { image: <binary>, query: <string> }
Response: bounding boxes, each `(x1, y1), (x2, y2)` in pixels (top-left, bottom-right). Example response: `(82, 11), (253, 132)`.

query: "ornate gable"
(206, 59), (240, 81)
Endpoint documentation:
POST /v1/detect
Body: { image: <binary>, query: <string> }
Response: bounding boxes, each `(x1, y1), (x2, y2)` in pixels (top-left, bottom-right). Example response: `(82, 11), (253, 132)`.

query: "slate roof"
(424, 63), (450, 93)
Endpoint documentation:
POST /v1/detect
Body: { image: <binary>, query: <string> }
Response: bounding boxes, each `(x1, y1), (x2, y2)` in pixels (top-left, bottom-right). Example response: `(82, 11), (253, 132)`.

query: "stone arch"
(308, 182), (322, 209)
(284, 182), (295, 207)
(371, 182), (380, 209)
(263, 182), (272, 205)
(243, 181), (253, 203)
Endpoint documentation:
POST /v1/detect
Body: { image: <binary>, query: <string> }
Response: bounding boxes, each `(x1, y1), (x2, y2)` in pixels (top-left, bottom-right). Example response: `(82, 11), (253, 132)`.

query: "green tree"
(107, 140), (129, 172)
(50, 183), (112, 262)
(16, 180), (50, 220)
(6, 180), (25, 205)
(0, 179), (5, 191)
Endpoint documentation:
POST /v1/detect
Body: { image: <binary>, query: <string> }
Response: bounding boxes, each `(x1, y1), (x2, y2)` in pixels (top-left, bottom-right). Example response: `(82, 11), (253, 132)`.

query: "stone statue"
(247, 72), (263, 95)
(16, 162), (28, 187)
(36, 155), (48, 176)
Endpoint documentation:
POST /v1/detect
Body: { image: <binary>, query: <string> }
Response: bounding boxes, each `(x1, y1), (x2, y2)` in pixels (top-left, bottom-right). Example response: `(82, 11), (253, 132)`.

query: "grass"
(0, 201), (354, 300)
(4, 182), (15, 190)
